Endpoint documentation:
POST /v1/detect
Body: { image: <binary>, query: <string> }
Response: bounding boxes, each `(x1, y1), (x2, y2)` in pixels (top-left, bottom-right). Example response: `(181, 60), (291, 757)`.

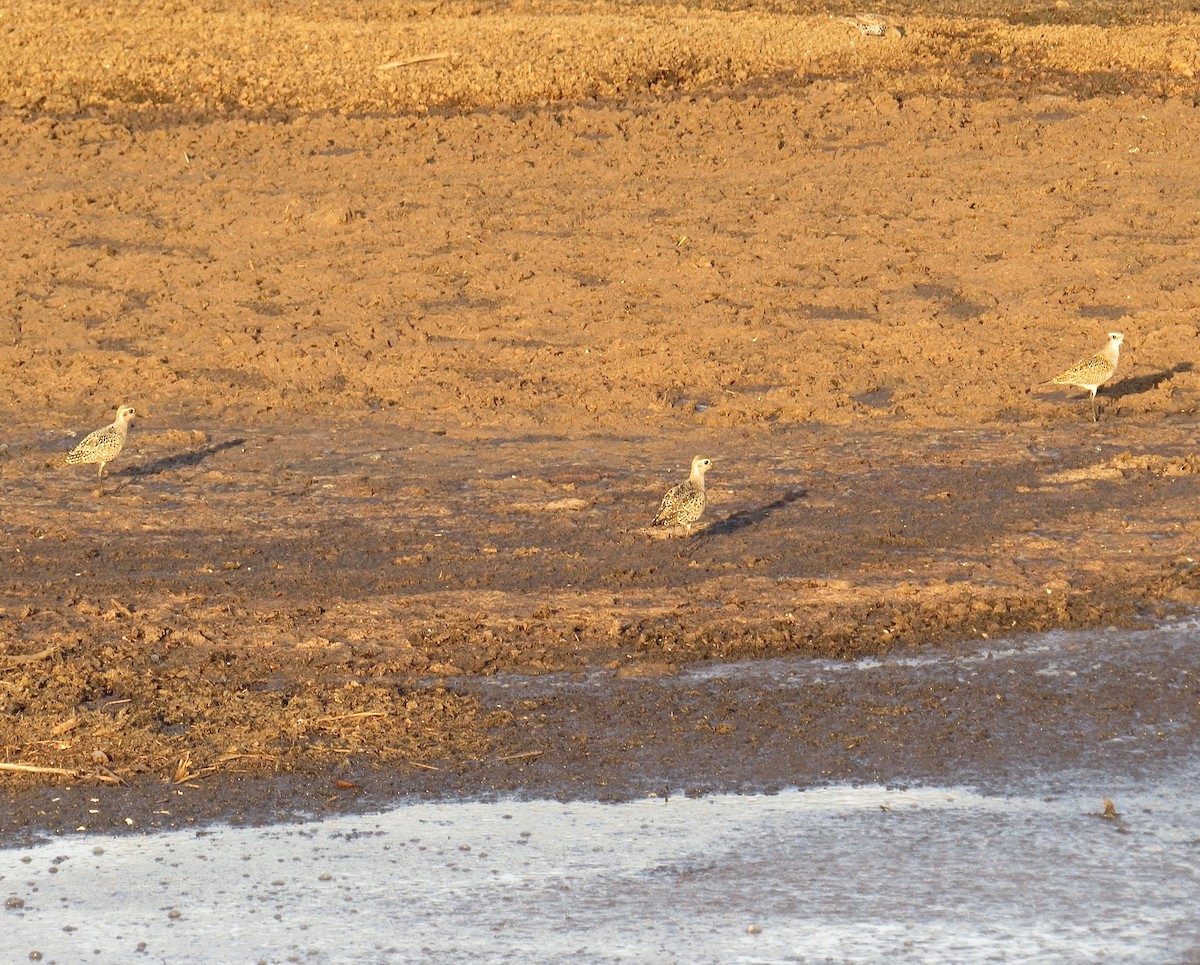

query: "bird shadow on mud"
(701, 488), (808, 538)
(1108, 363), (1192, 400)
(120, 438), (247, 478)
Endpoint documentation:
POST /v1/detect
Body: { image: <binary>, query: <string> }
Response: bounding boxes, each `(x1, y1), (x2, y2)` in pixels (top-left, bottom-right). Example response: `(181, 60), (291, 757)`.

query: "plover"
(843, 13), (902, 37)
(1045, 332), (1124, 421)
(66, 405), (137, 490)
(652, 456), (712, 534)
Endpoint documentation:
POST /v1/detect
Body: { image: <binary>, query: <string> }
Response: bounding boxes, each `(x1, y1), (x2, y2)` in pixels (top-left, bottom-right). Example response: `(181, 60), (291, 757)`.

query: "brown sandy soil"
(3, 0), (1200, 831)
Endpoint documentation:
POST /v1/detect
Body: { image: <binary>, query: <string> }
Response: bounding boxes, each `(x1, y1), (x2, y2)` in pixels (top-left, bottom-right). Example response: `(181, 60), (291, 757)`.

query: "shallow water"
(3, 621), (1198, 964)
(2, 777), (1197, 964)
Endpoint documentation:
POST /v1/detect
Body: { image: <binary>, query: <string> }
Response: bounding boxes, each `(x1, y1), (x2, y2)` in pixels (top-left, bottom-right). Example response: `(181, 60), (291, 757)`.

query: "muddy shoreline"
(4, 1), (1200, 833)
(5, 614), (1199, 844)
(4, 419), (1200, 836)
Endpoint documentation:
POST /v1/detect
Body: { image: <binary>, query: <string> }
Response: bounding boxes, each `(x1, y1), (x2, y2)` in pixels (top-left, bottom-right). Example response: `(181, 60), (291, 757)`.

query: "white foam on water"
(2, 776), (1198, 964)
(681, 616), (1200, 686)
(464, 619), (1196, 699)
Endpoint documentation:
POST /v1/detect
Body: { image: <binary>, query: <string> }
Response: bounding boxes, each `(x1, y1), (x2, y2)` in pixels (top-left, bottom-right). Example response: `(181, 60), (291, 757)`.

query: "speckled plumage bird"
(843, 12), (901, 37)
(1045, 332), (1124, 421)
(652, 456), (712, 534)
(66, 405), (137, 489)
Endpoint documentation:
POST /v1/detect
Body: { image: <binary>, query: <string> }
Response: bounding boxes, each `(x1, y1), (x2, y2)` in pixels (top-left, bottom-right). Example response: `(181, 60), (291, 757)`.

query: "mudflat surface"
(3, 0), (1200, 832)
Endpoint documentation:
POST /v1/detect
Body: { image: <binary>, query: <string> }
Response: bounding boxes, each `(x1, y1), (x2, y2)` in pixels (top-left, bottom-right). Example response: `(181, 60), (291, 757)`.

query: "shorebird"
(652, 456), (712, 534)
(66, 405), (137, 491)
(1044, 332), (1124, 421)
(843, 12), (902, 37)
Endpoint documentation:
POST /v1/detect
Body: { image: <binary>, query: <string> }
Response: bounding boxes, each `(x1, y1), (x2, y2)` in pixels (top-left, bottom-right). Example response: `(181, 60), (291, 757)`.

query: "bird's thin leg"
(1090, 392), (1098, 422)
